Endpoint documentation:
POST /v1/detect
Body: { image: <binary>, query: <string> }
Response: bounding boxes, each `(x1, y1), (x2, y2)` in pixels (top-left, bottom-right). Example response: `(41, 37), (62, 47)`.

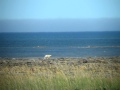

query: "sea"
(0, 31), (120, 58)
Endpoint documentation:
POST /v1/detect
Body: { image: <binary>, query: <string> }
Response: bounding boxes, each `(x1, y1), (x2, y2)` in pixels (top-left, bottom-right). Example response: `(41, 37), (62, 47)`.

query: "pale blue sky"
(0, 0), (120, 32)
(0, 0), (120, 19)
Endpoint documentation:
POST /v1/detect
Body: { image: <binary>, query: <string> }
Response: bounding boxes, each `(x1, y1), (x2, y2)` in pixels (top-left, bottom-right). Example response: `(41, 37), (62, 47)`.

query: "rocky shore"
(0, 56), (120, 67)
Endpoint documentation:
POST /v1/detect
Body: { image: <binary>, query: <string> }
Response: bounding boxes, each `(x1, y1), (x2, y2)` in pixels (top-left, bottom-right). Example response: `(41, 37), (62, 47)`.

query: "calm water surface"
(0, 32), (120, 57)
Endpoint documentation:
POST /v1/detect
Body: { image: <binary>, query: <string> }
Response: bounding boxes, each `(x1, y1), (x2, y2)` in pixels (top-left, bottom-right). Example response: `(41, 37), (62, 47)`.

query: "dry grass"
(0, 59), (120, 90)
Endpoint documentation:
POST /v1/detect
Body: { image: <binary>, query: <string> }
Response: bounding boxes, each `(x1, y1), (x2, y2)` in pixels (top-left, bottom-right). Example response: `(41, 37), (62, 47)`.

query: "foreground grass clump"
(0, 58), (120, 90)
(1, 73), (120, 90)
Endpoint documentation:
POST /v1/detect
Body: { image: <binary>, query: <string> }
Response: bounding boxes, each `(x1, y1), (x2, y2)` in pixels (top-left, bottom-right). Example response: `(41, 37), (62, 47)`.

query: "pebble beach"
(0, 56), (120, 66)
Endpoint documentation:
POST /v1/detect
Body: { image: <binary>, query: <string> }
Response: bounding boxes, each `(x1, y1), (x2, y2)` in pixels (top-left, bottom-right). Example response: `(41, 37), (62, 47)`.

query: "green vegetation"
(0, 59), (120, 90)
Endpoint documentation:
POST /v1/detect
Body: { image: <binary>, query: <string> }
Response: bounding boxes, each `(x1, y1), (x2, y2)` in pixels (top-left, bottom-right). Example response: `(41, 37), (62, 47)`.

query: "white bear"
(44, 55), (52, 59)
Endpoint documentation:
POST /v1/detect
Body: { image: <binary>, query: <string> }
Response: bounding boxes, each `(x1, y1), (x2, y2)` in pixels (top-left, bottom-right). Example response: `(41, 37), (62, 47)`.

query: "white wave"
(69, 46), (120, 48)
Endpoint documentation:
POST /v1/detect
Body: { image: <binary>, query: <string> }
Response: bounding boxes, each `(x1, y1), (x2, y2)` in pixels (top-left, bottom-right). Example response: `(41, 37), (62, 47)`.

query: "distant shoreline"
(0, 55), (120, 59)
(0, 56), (120, 67)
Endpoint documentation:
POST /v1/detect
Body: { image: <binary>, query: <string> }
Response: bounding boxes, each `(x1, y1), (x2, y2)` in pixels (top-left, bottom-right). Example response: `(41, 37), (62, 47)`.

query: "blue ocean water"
(0, 32), (120, 57)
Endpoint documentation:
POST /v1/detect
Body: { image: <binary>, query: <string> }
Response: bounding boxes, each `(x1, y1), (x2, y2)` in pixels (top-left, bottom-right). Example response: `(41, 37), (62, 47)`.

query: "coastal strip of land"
(0, 56), (120, 90)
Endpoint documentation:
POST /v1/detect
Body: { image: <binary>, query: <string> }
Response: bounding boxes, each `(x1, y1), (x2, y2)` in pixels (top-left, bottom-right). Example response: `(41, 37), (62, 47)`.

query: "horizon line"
(0, 31), (120, 33)
(1, 18), (120, 21)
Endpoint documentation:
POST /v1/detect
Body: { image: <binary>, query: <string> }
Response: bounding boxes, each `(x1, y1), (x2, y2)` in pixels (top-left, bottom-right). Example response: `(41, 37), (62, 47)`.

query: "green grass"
(0, 63), (120, 90)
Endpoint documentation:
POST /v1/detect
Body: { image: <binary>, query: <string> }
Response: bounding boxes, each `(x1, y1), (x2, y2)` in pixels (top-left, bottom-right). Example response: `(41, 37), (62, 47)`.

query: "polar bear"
(44, 55), (52, 59)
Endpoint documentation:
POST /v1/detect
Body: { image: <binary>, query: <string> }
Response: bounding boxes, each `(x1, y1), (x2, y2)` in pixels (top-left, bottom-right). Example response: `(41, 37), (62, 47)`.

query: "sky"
(0, 0), (120, 32)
